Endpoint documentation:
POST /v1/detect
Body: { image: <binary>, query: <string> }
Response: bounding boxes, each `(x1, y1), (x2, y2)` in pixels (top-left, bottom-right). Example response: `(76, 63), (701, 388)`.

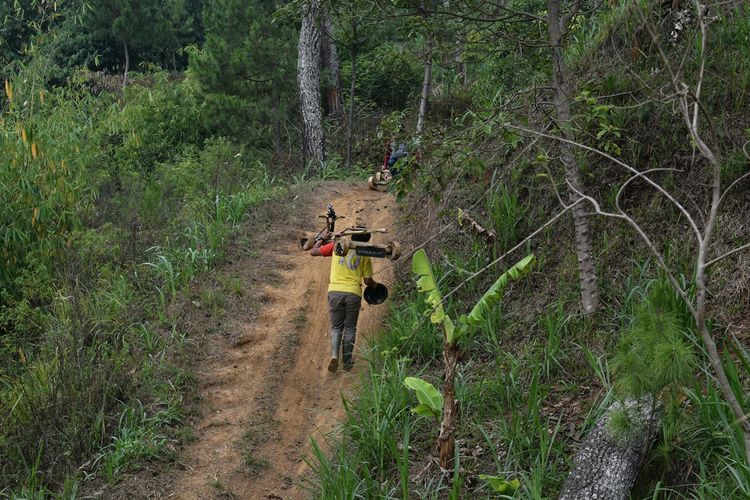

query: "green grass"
(309, 236), (750, 499)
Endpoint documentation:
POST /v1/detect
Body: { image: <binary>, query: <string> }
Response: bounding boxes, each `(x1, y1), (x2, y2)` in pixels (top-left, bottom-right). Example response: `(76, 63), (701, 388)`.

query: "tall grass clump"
(486, 188), (527, 252)
(305, 358), (414, 498)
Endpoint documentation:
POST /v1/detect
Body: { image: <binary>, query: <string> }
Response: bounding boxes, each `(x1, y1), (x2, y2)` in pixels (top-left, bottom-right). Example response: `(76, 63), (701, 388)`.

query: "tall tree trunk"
(416, 33), (433, 139)
(122, 41), (130, 90)
(546, 0), (600, 314)
(321, 12), (344, 117)
(438, 341), (459, 469)
(297, 0), (325, 168)
(346, 21), (358, 169)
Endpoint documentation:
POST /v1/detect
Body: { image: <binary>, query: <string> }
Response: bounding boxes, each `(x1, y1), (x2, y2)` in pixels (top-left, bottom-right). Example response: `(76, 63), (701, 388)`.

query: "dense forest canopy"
(1, 0), (749, 497)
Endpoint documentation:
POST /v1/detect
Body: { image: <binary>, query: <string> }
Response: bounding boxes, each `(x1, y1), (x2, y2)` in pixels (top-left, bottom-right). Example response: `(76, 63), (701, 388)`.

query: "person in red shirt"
(310, 230), (378, 371)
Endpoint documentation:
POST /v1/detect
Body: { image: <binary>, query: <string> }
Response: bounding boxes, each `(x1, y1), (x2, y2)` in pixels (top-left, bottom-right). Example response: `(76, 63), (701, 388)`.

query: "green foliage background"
(1, 0), (749, 497)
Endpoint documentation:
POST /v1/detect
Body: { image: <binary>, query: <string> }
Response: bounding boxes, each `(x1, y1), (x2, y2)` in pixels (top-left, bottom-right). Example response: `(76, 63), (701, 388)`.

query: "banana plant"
(410, 249), (535, 469)
(403, 376), (443, 419)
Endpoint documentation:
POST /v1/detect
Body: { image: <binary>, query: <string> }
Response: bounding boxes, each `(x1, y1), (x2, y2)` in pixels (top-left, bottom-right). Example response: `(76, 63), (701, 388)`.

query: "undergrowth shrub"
(0, 273), (139, 488)
(100, 74), (206, 175)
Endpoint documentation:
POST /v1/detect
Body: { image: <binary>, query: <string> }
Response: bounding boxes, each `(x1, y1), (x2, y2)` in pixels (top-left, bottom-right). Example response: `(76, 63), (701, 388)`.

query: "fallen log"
(558, 398), (660, 500)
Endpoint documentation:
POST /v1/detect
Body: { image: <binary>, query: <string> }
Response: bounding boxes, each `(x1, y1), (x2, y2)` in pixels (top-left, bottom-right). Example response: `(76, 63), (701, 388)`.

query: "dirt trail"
(168, 181), (396, 499)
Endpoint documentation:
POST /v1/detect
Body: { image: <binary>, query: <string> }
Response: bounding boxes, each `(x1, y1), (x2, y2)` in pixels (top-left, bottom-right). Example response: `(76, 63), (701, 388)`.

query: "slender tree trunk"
(273, 88), (282, 158)
(416, 33), (433, 139)
(346, 23), (358, 169)
(321, 12), (344, 117)
(297, 0), (325, 168)
(438, 341), (459, 469)
(456, 35), (468, 86)
(122, 41), (130, 90)
(546, 0), (600, 314)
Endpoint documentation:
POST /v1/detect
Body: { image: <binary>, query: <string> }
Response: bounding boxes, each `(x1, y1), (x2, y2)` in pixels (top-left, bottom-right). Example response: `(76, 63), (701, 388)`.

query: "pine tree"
(190, 0), (296, 150)
(85, 0), (177, 88)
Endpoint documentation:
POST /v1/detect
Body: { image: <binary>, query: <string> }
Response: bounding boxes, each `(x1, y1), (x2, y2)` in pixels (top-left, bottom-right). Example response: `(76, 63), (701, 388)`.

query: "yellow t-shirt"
(328, 250), (373, 296)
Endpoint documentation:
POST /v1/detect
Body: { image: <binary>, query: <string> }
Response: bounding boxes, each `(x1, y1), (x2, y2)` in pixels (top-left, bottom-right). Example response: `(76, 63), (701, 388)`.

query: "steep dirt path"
(168, 181), (396, 499)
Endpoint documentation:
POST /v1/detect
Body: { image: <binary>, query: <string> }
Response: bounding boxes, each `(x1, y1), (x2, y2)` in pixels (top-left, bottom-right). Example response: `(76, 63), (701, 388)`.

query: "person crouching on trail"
(310, 228), (378, 372)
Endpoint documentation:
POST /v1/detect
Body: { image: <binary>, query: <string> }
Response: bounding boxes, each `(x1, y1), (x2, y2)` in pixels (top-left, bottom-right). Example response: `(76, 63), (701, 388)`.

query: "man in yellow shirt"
(310, 229), (378, 371)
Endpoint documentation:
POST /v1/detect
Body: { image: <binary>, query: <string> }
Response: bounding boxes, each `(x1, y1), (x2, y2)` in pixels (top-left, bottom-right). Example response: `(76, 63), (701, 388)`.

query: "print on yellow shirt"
(328, 251), (373, 296)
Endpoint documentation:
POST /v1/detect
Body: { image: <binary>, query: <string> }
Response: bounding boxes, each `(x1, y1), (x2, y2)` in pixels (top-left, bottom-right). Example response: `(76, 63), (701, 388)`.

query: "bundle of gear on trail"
(299, 204), (401, 262)
(368, 140), (408, 191)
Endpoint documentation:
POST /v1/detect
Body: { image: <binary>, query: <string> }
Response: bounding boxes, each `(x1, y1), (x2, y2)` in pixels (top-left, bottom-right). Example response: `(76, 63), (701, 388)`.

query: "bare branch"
(562, 0), (582, 29)
(705, 242), (750, 269)
(718, 171), (750, 207)
(632, 1), (680, 86)
(543, 161), (569, 208)
(564, 179), (620, 218)
(614, 167), (682, 215)
(379, 135), (543, 271)
(441, 200), (584, 305)
(634, 0), (750, 466)
(692, 1), (707, 133)
(564, 179), (693, 308)
(504, 123), (704, 244)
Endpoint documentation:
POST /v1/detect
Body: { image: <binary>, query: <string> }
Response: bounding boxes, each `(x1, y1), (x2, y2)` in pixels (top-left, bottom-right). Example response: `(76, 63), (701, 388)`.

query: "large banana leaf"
(412, 249), (460, 342)
(465, 254), (535, 326)
(412, 249), (448, 325)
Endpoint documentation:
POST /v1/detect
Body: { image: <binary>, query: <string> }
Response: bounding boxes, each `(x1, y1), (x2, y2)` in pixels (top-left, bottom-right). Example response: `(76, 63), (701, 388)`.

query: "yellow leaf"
(31, 143), (38, 159)
(21, 128), (27, 145)
(39, 90), (45, 103)
(4, 80), (11, 101)
(32, 207), (39, 227)
(18, 348), (27, 364)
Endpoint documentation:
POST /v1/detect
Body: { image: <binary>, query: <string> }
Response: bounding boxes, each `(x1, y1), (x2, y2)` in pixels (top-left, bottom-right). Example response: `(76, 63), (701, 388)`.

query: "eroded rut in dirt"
(167, 181), (396, 499)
